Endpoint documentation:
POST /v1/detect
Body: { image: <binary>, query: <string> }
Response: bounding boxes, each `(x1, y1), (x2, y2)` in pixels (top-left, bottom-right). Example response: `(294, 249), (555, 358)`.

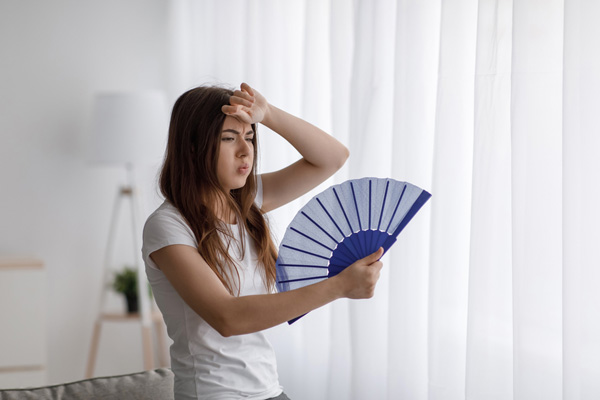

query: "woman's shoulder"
(147, 200), (182, 219)
(145, 201), (185, 228)
(143, 201), (196, 245)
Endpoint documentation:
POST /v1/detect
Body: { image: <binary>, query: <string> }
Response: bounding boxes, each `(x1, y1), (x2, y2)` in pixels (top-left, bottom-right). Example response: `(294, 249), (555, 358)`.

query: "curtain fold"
(389, 1), (440, 398)
(427, 0), (477, 398)
(167, 1), (600, 398)
(467, 1), (514, 398)
(346, 1), (397, 398)
(511, 1), (564, 398)
(563, 1), (600, 399)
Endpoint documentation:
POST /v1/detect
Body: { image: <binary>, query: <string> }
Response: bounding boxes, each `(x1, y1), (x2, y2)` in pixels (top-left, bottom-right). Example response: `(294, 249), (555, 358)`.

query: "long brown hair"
(159, 86), (277, 294)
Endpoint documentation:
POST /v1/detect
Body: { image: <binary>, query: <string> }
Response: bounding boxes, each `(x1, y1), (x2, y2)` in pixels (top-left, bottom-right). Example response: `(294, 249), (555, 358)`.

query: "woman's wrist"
(326, 274), (347, 300)
(259, 103), (275, 127)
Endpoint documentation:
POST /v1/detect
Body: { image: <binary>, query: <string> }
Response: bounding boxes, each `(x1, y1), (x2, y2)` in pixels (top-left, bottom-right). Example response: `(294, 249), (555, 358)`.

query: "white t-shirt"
(141, 176), (283, 400)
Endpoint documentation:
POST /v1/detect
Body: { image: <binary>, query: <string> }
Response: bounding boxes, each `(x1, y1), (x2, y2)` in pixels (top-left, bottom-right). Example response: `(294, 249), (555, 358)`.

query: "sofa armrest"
(0, 368), (174, 400)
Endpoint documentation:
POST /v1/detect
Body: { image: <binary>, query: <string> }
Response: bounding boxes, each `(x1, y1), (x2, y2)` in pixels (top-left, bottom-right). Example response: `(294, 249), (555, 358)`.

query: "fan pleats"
(275, 177), (431, 322)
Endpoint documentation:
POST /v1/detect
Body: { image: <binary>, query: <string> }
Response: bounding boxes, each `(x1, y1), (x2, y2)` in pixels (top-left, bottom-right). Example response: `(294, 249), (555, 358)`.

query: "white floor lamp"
(85, 91), (169, 377)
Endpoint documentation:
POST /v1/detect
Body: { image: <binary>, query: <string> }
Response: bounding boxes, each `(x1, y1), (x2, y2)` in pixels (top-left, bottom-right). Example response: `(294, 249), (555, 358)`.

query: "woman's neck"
(213, 192), (237, 224)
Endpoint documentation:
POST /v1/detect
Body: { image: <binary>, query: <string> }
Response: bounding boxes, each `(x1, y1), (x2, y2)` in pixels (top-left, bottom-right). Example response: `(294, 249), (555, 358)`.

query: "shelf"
(100, 311), (163, 322)
(0, 257), (43, 269)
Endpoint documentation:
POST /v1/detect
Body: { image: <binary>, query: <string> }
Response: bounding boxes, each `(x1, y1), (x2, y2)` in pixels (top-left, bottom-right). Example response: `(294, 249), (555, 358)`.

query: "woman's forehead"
(222, 116), (252, 133)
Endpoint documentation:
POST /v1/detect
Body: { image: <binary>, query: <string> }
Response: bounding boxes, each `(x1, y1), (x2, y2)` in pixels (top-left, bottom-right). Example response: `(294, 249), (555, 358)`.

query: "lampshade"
(88, 91), (168, 166)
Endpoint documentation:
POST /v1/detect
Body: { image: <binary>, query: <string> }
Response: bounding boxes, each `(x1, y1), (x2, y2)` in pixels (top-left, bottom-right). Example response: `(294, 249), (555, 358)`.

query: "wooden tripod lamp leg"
(154, 318), (169, 367)
(85, 320), (102, 378)
(141, 324), (154, 370)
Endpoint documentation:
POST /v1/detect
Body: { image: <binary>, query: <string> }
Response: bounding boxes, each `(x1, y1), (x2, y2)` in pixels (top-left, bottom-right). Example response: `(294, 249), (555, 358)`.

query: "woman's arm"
(151, 244), (383, 337)
(222, 83), (349, 213)
(259, 105), (349, 212)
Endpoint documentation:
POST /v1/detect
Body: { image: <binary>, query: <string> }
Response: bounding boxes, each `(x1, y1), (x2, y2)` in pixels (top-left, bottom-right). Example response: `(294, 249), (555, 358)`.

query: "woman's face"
(216, 116), (254, 191)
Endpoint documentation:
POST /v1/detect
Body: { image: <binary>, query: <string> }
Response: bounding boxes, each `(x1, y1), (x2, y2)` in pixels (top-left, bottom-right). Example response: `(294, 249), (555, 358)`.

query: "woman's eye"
(245, 137), (254, 142)
(221, 137), (234, 142)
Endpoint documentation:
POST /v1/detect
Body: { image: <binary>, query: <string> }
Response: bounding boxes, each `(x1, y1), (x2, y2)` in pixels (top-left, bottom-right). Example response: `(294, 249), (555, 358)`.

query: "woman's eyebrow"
(221, 129), (254, 135)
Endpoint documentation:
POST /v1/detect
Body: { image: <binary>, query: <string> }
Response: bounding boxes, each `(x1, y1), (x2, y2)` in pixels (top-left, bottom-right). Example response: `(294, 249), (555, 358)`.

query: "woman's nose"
(237, 138), (251, 156)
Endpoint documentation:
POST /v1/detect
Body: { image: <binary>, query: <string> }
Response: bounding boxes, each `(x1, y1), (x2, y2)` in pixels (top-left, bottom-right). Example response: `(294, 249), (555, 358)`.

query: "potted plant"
(112, 266), (145, 313)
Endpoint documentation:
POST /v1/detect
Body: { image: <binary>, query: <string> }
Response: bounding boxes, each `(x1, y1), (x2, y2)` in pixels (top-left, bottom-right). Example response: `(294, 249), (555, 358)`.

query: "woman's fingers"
(227, 86), (255, 112)
(233, 88), (254, 101)
(221, 104), (240, 115)
(233, 90), (253, 102)
(221, 105), (251, 122)
(223, 83), (266, 124)
(363, 247), (384, 265)
(240, 82), (255, 96)
(229, 95), (253, 108)
(335, 247), (385, 299)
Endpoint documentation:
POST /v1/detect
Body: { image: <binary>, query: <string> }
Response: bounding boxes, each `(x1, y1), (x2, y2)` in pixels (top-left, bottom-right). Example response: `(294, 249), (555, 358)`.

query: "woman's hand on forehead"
(221, 82), (269, 125)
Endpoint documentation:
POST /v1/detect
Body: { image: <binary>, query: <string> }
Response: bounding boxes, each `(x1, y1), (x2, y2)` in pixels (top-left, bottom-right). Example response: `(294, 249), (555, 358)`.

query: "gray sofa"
(0, 368), (174, 400)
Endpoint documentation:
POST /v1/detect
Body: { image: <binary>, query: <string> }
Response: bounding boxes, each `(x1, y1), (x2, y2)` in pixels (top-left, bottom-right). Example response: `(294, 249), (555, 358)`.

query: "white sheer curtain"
(166, 0), (600, 399)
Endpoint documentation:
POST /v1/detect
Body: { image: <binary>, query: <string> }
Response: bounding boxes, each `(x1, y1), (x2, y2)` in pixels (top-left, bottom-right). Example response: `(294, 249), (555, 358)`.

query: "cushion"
(0, 368), (174, 400)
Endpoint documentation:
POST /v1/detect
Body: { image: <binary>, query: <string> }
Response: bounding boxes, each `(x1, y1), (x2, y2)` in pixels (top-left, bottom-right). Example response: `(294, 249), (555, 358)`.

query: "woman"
(142, 83), (384, 399)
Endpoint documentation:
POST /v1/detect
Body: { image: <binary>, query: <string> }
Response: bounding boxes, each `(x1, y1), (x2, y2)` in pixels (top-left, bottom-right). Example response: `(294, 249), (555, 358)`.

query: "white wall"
(0, 0), (169, 385)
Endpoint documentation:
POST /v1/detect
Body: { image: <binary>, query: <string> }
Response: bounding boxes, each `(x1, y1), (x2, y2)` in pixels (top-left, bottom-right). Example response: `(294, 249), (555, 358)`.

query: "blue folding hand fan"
(275, 177), (431, 324)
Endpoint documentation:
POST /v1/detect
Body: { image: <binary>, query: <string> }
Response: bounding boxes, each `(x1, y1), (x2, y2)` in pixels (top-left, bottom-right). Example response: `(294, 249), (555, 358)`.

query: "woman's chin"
(229, 178), (249, 191)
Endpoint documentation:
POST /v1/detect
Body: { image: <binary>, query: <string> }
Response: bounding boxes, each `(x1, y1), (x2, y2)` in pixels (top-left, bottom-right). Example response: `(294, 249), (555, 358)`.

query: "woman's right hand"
(334, 247), (384, 299)
(221, 82), (270, 125)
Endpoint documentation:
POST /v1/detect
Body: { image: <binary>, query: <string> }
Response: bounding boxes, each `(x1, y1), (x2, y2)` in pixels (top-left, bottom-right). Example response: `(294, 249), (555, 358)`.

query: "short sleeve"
(142, 206), (198, 270)
(255, 174), (263, 209)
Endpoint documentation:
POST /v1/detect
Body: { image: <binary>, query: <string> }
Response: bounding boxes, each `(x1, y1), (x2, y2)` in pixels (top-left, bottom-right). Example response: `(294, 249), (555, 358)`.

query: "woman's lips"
(238, 164), (250, 173)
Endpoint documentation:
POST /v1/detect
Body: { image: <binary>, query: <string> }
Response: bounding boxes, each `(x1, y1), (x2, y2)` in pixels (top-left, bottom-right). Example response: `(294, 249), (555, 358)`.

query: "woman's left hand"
(222, 82), (269, 124)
